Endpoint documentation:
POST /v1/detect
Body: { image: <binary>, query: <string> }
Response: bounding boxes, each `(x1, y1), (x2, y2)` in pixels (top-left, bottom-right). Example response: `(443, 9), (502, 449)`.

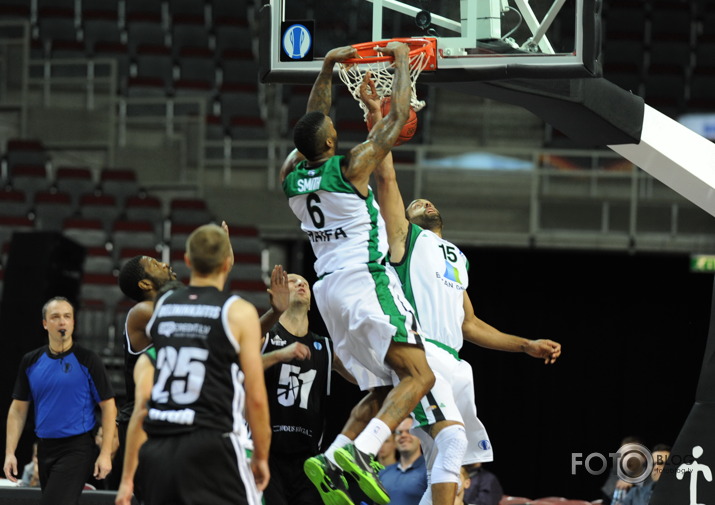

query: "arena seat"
(55, 166), (97, 206)
(111, 219), (162, 260)
(9, 164), (52, 197)
(79, 193), (122, 232)
(0, 189), (30, 218)
(99, 168), (140, 206)
(169, 197), (214, 225)
(123, 194), (165, 237)
(33, 190), (75, 232)
(83, 246), (115, 274)
(63, 218), (108, 248)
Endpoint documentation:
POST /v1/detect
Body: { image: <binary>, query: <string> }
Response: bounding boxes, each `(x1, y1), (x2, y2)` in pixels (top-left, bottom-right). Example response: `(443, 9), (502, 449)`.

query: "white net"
(338, 47), (429, 121)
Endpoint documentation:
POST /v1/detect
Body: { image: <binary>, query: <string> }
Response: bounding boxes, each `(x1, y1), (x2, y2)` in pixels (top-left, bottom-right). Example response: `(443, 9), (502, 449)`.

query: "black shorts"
(263, 453), (321, 505)
(137, 429), (261, 505)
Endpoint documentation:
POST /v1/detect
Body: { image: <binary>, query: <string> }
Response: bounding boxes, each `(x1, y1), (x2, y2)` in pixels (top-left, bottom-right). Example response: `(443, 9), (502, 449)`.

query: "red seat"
(100, 168), (139, 205)
(63, 218), (107, 248)
(84, 246), (115, 274)
(55, 166), (96, 205)
(111, 220), (161, 258)
(0, 190), (29, 217)
(169, 198), (214, 225)
(79, 193), (121, 232)
(10, 164), (51, 196)
(33, 191), (75, 232)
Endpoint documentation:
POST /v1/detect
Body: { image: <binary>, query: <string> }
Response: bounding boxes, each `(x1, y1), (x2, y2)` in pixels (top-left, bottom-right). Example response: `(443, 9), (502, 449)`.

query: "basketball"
(366, 97), (418, 146)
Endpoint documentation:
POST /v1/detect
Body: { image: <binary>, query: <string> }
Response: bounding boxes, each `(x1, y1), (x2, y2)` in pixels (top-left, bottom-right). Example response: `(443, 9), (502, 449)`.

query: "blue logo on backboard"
(282, 24), (312, 59)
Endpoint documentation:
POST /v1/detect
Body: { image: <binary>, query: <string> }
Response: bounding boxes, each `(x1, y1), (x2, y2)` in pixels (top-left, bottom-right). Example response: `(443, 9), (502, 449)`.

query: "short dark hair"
(294, 111), (326, 160)
(42, 296), (73, 319)
(119, 255), (148, 302)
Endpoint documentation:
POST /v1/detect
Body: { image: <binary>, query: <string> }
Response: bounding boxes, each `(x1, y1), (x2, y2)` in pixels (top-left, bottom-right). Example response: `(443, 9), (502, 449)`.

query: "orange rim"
(342, 37), (437, 69)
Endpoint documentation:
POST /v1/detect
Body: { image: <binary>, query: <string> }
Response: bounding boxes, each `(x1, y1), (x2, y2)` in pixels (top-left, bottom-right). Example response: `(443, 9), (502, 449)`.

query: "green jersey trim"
(413, 402), (428, 426)
(282, 156), (354, 197)
(145, 346), (157, 361)
(425, 338), (460, 360)
(367, 262), (409, 343)
(365, 189), (382, 264)
(389, 223), (422, 324)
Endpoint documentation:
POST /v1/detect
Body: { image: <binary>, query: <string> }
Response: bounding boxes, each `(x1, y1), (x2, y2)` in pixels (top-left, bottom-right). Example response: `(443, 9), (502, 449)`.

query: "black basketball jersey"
(262, 323), (333, 455)
(144, 286), (248, 437)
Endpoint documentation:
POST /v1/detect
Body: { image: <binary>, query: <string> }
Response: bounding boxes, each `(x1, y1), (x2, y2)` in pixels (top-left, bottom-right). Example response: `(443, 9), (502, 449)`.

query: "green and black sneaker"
(334, 443), (389, 505)
(303, 453), (354, 505)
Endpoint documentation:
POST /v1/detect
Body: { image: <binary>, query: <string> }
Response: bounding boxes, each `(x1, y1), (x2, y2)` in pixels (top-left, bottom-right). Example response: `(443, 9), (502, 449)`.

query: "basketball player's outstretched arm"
(231, 299), (271, 490)
(360, 73), (410, 263)
(115, 354), (153, 505)
(259, 264), (290, 335)
(345, 42), (411, 194)
(462, 292), (562, 364)
(307, 46), (358, 114)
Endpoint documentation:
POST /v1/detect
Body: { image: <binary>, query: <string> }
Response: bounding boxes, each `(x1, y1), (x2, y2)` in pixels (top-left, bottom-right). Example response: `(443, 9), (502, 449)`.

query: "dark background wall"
(296, 244), (712, 501)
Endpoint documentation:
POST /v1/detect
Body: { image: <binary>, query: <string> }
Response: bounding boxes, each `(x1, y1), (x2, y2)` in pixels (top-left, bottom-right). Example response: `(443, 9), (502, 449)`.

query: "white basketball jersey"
(390, 223), (468, 353)
(283, 155), (388, 277)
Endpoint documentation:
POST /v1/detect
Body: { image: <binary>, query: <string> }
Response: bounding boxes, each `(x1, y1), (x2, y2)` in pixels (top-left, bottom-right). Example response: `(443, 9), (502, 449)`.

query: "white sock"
(354, 418), (392, 457)
(325, 434), (353, 465)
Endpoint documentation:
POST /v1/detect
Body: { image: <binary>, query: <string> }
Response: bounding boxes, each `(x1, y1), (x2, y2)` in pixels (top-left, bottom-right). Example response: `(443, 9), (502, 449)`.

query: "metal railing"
(0, 20), (30, 136)
(116, 95), (207, 186)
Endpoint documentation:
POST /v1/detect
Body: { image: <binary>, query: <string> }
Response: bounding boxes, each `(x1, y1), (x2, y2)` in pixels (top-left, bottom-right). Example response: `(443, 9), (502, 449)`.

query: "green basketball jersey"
(283, 155), (388, 277)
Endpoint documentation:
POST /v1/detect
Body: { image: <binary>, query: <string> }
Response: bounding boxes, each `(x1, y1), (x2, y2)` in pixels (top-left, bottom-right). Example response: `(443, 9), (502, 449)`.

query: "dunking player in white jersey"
(360, 75), (562, 505)
(281, 42), (435, 505)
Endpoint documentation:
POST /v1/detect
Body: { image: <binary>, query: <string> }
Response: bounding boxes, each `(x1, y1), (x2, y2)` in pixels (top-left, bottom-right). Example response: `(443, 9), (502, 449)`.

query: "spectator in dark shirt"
(462, 463), (504, 505)
(621, 444), (671, 505)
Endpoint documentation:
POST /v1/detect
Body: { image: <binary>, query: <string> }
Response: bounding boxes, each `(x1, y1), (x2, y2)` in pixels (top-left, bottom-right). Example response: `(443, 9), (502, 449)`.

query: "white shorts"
(413, 343), (494, 465)
(314, 264), (425, 391)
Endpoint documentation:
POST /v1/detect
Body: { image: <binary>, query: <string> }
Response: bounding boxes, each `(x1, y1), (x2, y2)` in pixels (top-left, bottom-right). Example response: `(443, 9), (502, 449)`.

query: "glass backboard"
(258, 0), (602, 84)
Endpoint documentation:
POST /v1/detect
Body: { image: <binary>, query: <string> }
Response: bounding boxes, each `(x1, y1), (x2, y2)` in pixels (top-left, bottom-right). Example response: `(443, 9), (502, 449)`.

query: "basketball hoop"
(338, 38), (437, 121)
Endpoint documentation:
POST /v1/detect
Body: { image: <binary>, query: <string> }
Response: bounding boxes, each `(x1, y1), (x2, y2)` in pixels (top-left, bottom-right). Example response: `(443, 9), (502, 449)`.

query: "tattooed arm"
(306, 46), (358, 114)
(344, 42), (411, 195)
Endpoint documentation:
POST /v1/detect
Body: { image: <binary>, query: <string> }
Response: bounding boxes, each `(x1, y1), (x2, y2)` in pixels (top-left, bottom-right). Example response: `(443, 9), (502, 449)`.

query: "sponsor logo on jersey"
(435, 269), (467, 291)
(157, 304), (221, 319)
(313, 341), (323, 351)
(271, 335), (287, 347)
(274, 424), (312, 436)
(478, 439), (491, 451)
(443, 261), (462, 284)
(148, 407), (196, 425)
(157, 321), (211, 338)
(297, 176), (322, 192)
(306, 228), (347, 242)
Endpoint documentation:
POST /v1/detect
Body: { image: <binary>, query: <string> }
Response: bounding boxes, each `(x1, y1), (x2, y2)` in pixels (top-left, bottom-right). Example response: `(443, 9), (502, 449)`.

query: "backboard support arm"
(366, 0), (562, 56)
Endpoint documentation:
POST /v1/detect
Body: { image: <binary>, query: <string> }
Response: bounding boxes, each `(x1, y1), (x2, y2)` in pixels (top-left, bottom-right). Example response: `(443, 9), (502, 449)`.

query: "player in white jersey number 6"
(281, 42), (435, 505)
